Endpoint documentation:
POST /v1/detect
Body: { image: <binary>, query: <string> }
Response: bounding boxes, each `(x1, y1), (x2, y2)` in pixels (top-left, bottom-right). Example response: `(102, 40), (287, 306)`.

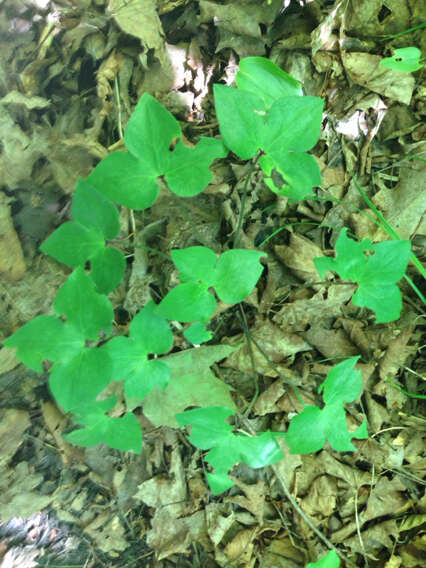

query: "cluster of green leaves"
(3, 56), (415, 502)
(176, 357), (368, 494)
(214, 57), (324, 201)
(176, 406), (283, 495)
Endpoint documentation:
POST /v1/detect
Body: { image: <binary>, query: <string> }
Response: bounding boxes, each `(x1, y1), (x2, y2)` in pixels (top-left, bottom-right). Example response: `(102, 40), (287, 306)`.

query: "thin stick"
(239, 415), (357, 568)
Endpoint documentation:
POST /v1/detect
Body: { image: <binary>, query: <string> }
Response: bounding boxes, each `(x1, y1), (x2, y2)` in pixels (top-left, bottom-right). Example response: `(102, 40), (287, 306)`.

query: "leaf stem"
(234, 154), (261, 248)
(174, 196), (210, 248)
(237, 306), (260, 416)
(382, 22), (426, 40)
(385, 376), (426, 399)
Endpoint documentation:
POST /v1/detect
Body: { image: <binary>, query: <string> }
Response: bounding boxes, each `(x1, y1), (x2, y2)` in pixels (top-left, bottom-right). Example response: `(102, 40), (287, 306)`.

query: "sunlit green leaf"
(54, 267), (114, 339)
(314, 229), (411, 322)
(236, 56), (303, 107)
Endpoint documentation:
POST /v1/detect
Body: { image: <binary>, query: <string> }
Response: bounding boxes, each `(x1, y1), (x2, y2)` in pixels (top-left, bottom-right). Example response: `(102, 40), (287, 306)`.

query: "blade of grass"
(385, 377), (426, 399)
(382, 22), (426, 40)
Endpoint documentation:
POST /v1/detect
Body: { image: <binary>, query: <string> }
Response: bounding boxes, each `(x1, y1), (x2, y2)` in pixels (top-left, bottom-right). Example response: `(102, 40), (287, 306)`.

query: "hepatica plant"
(4, 56), (413, 496)
(214, 57), (324, 200)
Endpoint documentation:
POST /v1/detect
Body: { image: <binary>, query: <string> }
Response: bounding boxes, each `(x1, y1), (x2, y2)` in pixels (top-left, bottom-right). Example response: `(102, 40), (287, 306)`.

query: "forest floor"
(0, 1), (425, 567)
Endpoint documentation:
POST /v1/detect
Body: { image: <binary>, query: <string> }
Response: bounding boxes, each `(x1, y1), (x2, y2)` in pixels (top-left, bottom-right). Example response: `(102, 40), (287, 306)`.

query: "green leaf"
(157, 247), (266, 321)
(263, 151), (321, 201)
(320, 356), (362, 406)
(213, 84), (266, 159)
(124, 358), (170, 400)
(72, 178), (120, 239)
(306, 550), (340, 568)
(101, 411), (142, 453)
(156, 282), (216, 322)
(261, 96), (324, 153)
(49, 345), (112, 412)
(171, 246), (217, 285)
(285, 405), (326, 454)
(54, 267), (114, 339)
(88, 94), (224, 207)
(3, 315), (84, 372)
(90, 246), (126, 295)
(285, 357), (368, 454)
(143, 344), (238, 428)
(380, 46), (423, 72)
(204, 430), (283, 494)
(236, 56), (303, 107)
(124, 92), (180, 170)
(87, 151), (159, 210)
(214, 249), (266, 303)
(104, 303), (172, 400)
(314, 229), (372, 281)
(322, 404), (367, 452)
(314, 229), (411, 322)
(354, 282), (403, 324)
(65, 400), (142, 453)
(129, 301), (173, 354)
(353, 239), (411, 322)
(106, 338), (171, 400)
(184, 322), (212, 344)
(176, 406), (234, 448)
(40, 222), (103, 267)
(165, 137), (228, 197)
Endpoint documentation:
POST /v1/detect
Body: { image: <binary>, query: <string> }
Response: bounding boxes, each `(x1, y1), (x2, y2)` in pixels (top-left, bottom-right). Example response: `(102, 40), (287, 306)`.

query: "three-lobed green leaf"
(4, 266), (114, 372)
(176, 406), (283, 494)
(41, 179), (125, 294)
(214, 58), (323, 201)
(314, 229), (411, 322)
(87, 93), (227, 210)
(285, 357), (368, 454)
(105, 302), (173, 400)
(156, 246), (266, 324)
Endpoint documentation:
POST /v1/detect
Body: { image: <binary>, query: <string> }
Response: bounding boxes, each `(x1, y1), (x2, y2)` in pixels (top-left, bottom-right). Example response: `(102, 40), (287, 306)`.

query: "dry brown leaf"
(303, 323), (359, 359)
(148, 508), (208, 560)
(273, 284), (356, 331)
(226, 478), (265, 525)
(134, 447), (187, 508)
(41, 402), (85, 466)
(341, 52), (415, 105)
(223, 527), (257, 563)
(275, 233), (324, 282)
(0, 192), (26, 281)
(302, 474), (338, 518)
(223, 319), (311, 376)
